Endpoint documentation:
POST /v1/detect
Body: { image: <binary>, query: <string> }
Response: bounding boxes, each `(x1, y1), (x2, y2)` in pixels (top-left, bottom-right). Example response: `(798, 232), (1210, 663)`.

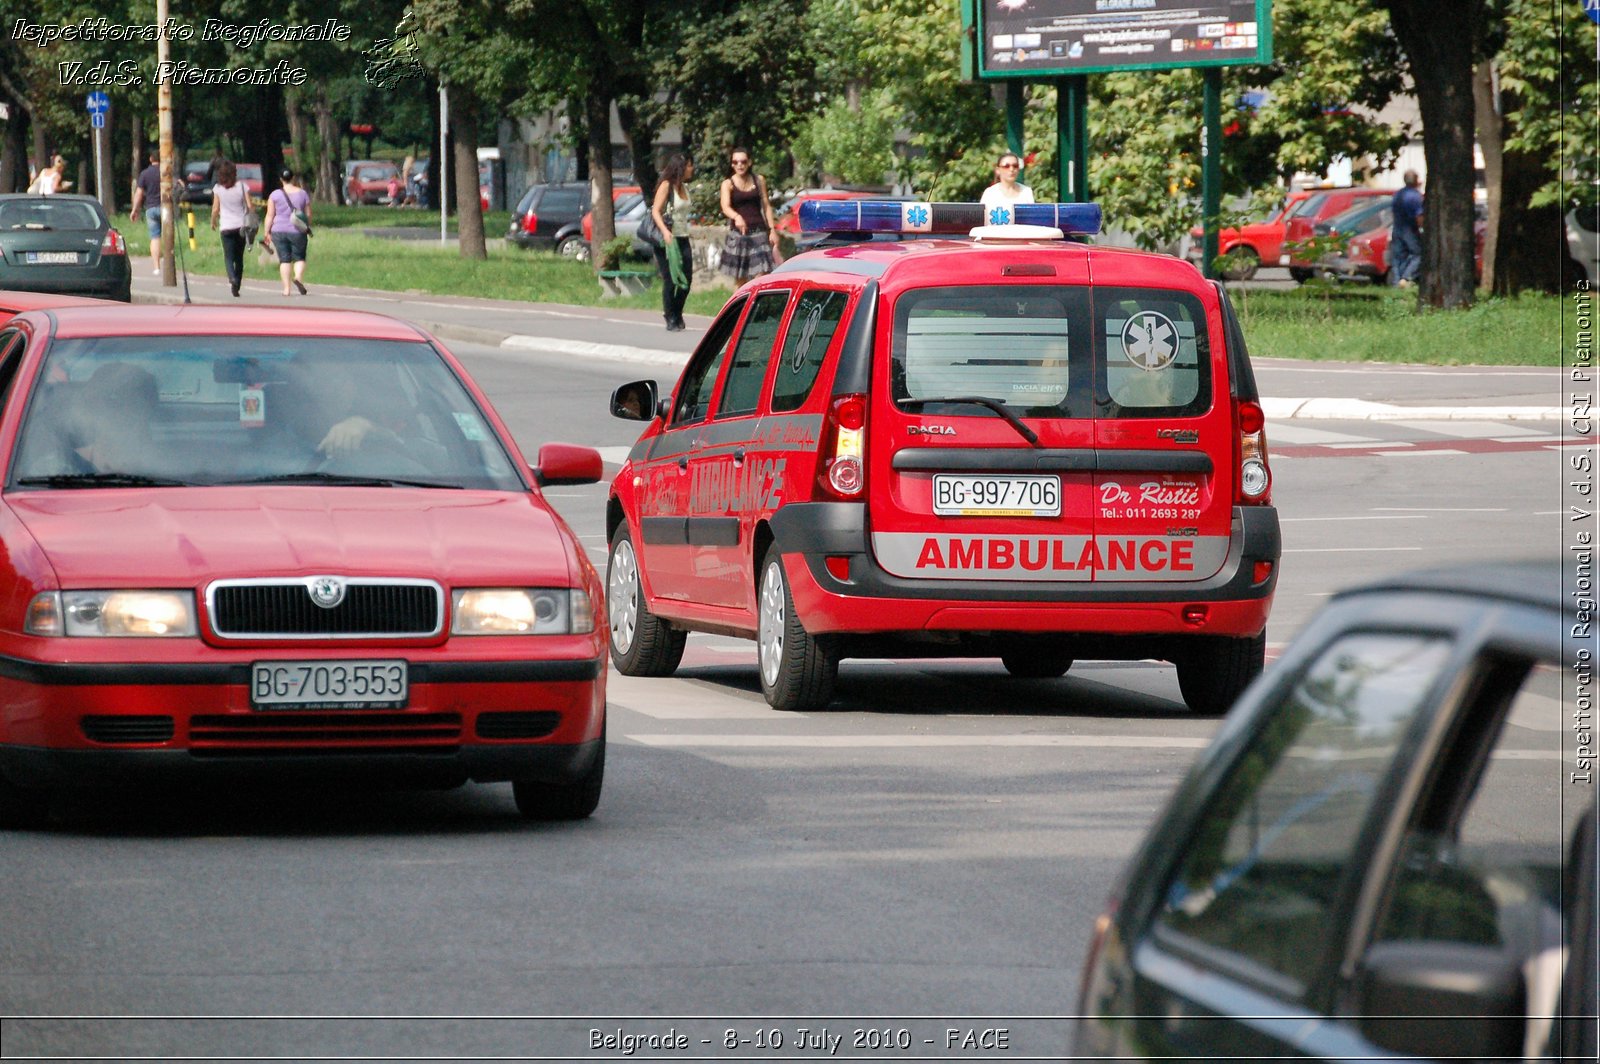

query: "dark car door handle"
(733, 448), (745, 465)
(678, 455), (689, 471)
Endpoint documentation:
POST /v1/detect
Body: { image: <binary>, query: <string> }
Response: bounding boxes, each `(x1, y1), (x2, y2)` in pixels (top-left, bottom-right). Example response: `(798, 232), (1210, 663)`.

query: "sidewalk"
(128, 269), (1566, 421)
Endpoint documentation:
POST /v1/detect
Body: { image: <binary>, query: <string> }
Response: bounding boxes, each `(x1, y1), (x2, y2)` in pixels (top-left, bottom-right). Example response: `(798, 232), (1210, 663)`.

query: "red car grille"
(209, 581), (442, 638)
(189, 712), (462, 746)
(82, 715), (177, 744)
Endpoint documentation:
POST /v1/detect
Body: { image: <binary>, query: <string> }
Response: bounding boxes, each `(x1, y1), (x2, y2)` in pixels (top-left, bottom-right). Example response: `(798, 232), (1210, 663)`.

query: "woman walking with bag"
(262, 168), (312, 296)
(210, 160), (255, 298)
(649, 154), (695, 331)
(718, 147), (780, 286)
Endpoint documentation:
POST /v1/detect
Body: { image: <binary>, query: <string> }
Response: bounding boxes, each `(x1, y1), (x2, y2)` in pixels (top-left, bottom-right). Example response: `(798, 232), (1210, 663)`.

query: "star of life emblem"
(308, 576), (347, 609)
(987, 205), (1014, 226)
(901, 203), (932, 231)
(1121, 311), (1179, 371)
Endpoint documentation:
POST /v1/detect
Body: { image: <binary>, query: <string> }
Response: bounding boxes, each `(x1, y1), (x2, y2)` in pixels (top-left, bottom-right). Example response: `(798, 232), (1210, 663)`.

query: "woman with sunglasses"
(718, 147), (780, 285)
(980, 152), (1034, 220)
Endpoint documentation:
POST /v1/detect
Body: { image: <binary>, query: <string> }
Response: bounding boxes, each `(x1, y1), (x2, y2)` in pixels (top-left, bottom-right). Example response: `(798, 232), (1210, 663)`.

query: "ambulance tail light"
(1236, 400), (1271, 503)
(819, 393), (867, 499)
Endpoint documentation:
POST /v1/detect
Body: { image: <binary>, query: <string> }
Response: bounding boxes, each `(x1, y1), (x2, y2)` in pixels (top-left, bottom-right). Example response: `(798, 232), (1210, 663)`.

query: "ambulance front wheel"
(607, 526), (687, 677)
(757, 550), (839, 711)
(1176, 632), (1265, 716)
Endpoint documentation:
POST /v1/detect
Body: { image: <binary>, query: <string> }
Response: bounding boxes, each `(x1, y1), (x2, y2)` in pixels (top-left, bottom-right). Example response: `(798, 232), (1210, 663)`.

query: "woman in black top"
(718, 147), (780, 285)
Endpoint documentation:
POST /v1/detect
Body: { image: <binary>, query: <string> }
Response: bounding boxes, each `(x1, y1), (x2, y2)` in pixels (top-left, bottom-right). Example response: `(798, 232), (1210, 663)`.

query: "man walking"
(129, 148), (163, 276)
(1390, 169), (1424, 288)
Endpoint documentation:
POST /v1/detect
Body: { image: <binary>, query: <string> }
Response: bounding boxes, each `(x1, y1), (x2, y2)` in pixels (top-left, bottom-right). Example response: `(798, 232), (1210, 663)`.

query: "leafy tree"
(789, 90), (898, 187)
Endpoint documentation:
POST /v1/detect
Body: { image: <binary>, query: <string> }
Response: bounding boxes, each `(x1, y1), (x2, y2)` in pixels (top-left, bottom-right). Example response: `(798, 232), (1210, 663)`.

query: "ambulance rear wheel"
(1176, 632), (1265, 716)
(607, 527), (686, 677)
(757, 551), (838, 711)
(1000, 651), (1073, 679)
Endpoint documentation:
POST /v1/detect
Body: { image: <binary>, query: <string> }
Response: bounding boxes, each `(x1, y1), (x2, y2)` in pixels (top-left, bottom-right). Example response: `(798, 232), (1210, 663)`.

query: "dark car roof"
(0, 193), (107, 209)
(24, 304), (428, 342)
(1333, 561), (1564, 612)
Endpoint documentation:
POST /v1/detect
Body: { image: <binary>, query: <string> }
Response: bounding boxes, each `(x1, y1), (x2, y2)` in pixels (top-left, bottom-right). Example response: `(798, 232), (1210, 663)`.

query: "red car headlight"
(451, 588), (594, 635)
(26, 590), (197, 637)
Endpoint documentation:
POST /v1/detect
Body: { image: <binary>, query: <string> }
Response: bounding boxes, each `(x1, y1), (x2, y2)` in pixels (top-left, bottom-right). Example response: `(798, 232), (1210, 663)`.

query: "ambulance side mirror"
(611, 379), (660, 422)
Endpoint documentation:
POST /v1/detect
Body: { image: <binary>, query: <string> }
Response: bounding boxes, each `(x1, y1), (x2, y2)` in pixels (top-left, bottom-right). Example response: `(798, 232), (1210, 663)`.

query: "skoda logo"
(307, 576), (346, 609)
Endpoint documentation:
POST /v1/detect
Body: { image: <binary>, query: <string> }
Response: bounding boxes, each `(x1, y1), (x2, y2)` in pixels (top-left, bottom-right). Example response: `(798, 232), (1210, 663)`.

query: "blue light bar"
(797, 200), (1102, 236)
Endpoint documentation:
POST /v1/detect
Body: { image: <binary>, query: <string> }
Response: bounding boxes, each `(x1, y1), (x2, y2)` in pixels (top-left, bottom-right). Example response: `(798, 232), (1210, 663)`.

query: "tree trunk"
(1383, 0), (1482, 309)
(1472, 62), (1501, 290)
(312, 92), (342, 205)
(286, 87), (309, 180)
(450, 90), (486, 259)
(586, 81), (617, 269)
(1476, 62), (1572, 295)
(1, 104), (25, 192)
(129, 112), (143, 199)
(616, 93), (659, 199)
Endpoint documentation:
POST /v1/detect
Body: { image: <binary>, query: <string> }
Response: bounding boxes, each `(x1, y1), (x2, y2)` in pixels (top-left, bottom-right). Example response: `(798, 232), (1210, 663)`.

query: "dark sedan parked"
(0, 196), (130, 303)
(1074, 563), (1595, 1062)
(507, 182), (590, 256)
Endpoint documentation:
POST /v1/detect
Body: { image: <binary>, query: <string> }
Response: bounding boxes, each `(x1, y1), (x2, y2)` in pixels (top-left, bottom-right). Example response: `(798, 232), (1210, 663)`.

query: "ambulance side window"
(1096, 287), (1211, 418)
(770, 289), (848, 413)
(716, 290), (791, 419)
(672, 297), (747, 427)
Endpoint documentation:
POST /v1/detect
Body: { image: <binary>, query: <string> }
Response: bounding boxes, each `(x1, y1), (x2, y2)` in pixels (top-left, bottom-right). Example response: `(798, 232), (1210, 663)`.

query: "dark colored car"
(1074, 563), (1595, 1062)
(0, 195), (131, 303)
(179, 160), (214, 204)
(507, 183), (591, 256)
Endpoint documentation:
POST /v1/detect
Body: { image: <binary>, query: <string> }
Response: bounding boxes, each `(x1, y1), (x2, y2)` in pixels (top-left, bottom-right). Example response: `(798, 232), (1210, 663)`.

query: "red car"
(1186, 190), (1310, 280)
(236, 163), (264, 197)
(1281, 186), (1392, 280)
(0, 290), (107, 325)
(0, 305), (607, 826)
(773, 189), (888, 236)
(605, 201), (1278, 714)
(345, 161), (400, 205)
(1323, 205), (1487, 285)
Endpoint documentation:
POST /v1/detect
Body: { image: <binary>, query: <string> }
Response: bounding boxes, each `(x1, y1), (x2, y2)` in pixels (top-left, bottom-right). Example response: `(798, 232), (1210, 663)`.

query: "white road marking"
(1268, 424), (1377, 445)
(1390, 420), (1549, 439)
(1283, 546), (1423, 553)
(1373, 449), (1468, 457)
(624, 733), (1210, 749)
(609, 674), (804, 720)
(1279, 515), (1426, 522)
(596, 446), (633, 465)
(1374, 507), (1507, 512)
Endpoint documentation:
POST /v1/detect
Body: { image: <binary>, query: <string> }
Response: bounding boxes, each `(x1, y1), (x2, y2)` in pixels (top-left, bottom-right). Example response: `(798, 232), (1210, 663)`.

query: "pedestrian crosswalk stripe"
(624, 733), (1210, 749)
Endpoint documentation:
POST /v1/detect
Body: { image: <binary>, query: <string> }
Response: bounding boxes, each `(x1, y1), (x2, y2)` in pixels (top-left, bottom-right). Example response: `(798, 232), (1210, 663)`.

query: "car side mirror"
(610, 379), (659, 422)
(534, 442), (603, 486)
(1355, 940), (1526, 1060)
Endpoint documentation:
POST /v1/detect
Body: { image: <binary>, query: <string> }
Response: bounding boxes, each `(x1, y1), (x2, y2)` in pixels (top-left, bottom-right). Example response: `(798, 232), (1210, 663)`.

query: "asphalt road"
(0, 330), (1577, 1060)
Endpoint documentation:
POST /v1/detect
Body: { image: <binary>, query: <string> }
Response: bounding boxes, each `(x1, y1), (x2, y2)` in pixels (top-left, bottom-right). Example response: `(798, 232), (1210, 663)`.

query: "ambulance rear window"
(1097, 288), (1210, 417)
(891, 286), (1089, 418)
(771, 289), (849, 413)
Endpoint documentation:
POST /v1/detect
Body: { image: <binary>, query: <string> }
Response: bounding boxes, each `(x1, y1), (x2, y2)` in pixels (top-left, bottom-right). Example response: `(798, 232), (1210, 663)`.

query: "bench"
(598, 269), (655, 297)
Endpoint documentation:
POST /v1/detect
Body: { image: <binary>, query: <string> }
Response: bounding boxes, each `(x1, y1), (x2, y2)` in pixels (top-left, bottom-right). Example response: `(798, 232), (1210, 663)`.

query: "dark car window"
(0, 330), (25, 410)
(770, 289), (849, 413)
(671, 298), (747, 427)
(1374, 661), (1574, 954)
(1289, 192), (1327, 219)
(891, 285), (1091, 419)
(10, 336), (523, 491)
(1154, 632), (1453, 992)
(539, 189), (585, 217)
(0, 200), (103, 231)
(515, 187), (538, 215)
(716, 290), (791, 419)
(1096, 287), (1210, 417)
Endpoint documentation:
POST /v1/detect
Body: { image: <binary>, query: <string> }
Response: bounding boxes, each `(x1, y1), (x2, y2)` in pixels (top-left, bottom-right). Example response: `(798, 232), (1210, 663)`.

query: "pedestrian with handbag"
(262, 168), (312, 296)
(718, 147), (781, 286)
(648, 154), (695, 331)
(210, 160), (255, 298)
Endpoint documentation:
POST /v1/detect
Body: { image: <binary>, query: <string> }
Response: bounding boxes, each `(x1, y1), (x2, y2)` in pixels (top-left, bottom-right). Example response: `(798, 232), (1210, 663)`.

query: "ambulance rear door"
(1090, 285), (1235, 582)
(867, 279), (1101, 584)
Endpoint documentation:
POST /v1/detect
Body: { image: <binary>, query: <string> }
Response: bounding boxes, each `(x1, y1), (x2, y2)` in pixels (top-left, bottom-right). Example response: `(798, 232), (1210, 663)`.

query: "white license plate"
(26, 251), (78, 264)
(250, 660), (408, 709)
(933, 474), (1061, 516)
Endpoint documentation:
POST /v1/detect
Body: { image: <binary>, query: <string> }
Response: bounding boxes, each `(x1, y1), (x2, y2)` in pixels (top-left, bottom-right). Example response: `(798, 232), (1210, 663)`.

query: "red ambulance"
(605, 202), (1279, 713)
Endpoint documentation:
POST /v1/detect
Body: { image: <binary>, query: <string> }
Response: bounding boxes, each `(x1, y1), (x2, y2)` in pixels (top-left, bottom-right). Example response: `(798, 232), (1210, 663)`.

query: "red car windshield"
(10, 336), (524, 491)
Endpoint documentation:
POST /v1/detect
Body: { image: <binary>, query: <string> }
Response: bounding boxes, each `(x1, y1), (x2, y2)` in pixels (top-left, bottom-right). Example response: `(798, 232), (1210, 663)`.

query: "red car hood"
(8, 487), (574, 588)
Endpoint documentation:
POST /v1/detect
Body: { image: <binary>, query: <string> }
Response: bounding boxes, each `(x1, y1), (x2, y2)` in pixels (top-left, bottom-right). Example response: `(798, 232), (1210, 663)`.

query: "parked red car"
(1281, 186), (1393, 280)
(1186, 191), (1310, 280)
(1323, 206), (1487, 285)
(345, 161), (400, 206)
(774, 189), (887, 236)
(0, 304), (608, 826)
(236, 163), (264, 197)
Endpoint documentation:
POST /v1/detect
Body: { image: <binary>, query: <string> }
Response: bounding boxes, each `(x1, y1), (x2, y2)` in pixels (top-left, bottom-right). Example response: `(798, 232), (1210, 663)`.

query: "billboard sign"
(977, 0), (1271, 78)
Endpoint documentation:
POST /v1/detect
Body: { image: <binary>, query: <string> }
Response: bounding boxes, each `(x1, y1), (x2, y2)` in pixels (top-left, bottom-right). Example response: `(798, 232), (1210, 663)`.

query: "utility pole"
(157, 0), (175, 285)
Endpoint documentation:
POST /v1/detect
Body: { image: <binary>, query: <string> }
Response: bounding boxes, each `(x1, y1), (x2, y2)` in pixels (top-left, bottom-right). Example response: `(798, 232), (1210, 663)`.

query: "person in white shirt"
(979, 152), (1033, 222)
(209, 160), (255, 298)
